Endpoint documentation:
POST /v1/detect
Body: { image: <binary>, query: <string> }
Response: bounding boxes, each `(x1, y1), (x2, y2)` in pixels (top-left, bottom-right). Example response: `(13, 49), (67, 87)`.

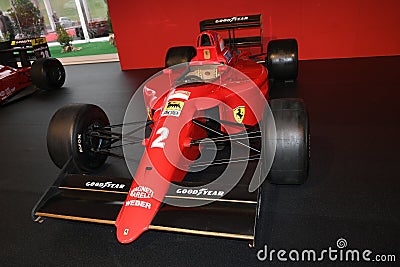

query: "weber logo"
(125, 199), (151, 209)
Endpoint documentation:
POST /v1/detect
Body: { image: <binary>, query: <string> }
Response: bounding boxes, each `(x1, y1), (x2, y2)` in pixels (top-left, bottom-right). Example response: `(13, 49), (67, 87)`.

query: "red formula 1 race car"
(33, 15), (309, 248)
(0, 37), (65, 105)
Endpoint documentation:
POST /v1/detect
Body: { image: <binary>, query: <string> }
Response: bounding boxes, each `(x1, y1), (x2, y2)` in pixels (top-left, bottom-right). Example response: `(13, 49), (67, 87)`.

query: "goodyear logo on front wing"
(233, 106), (245, 123)
(162, 101), (184, 117)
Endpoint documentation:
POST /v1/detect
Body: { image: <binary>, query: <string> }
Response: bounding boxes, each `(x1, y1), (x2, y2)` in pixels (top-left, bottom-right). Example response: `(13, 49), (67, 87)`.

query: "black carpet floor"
(0, 57), (399, 266)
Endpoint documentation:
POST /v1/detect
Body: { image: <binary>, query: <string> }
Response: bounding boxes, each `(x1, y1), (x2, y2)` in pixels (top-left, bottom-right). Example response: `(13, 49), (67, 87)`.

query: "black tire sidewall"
(255, 99), (309, 248)
(262, 99), (309, 184)
(47, 104), (109, 172)
(31, 58), (66, 90)
(266, 39), (298, 81)
(70, 105), (109, 171)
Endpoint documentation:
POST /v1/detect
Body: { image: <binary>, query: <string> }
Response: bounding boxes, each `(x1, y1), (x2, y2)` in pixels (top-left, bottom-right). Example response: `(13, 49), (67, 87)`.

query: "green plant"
(0, 31), (10, 42)
(56, 24), (73, 48)
(8, 0), (44, 37)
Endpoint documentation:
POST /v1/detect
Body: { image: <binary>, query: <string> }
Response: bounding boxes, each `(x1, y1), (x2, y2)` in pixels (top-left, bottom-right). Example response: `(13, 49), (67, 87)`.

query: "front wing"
(33, 159), (258, 241)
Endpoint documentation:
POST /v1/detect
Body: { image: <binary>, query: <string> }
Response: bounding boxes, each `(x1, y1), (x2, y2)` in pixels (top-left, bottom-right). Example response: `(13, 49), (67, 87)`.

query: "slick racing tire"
(165, 46), (197, 68)
(47, 104), (110, 172)
(31, 58), (66, 90)
(262, 98), (310, 184)
(255, 99), (309, 248)
(266, 39), (298, 81)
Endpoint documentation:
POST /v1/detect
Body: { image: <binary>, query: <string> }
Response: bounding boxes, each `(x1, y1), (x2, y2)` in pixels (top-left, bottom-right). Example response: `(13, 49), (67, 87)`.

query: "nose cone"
(115, 152), (171, 244)
(116, 195), (161, 244)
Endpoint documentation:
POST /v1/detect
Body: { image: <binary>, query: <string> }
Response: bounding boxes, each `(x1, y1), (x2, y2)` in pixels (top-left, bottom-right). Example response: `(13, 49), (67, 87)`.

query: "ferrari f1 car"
(0, 37), (65, 105)
(33, 15), (309, 247)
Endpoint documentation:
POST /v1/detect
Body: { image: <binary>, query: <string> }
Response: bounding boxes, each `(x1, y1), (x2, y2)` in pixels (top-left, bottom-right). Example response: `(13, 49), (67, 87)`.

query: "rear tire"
(165, 46), (197, 68)
(47, 104), (110, 172)
(266, 39), (298, 81)
(31, 58), (66, 90)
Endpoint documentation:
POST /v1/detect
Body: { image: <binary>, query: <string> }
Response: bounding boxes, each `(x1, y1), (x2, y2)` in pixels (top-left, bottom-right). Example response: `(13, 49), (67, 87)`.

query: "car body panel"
(115, 30), (268, 243)
(33, 16), (278, 245)
(0, 37), (51, 104)
(0, 65), (31, 102)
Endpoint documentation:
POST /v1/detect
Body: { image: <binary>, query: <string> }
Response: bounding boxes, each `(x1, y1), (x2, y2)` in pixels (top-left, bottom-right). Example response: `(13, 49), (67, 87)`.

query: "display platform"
(0, 57), (399, 266)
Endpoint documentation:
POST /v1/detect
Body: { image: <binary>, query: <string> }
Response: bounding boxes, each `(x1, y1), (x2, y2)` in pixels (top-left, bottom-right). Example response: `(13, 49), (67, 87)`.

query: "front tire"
(255, 99), (309, 247)
(47, 104), (110, 172)
(262, 98), (310, 184)
(31, 58), (66, 90)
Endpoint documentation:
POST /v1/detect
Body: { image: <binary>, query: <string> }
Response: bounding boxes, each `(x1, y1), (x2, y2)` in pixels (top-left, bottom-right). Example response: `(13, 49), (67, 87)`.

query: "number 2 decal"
(151, 127), (169, 148)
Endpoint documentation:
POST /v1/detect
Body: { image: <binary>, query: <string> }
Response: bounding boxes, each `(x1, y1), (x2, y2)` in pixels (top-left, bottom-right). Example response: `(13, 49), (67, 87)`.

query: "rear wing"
(0, 37), (52, 68)
(199, 14), (264, 52)
(11, 37), (51, 59)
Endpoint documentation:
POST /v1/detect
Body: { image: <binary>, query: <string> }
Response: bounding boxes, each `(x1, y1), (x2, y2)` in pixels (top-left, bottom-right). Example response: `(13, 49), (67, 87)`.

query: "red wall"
(108, 0), (400, 70)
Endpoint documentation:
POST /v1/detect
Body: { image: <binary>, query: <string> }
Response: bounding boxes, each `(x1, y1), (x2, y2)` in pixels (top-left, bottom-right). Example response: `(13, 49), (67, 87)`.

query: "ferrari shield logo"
(233, 106), (245, 123)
